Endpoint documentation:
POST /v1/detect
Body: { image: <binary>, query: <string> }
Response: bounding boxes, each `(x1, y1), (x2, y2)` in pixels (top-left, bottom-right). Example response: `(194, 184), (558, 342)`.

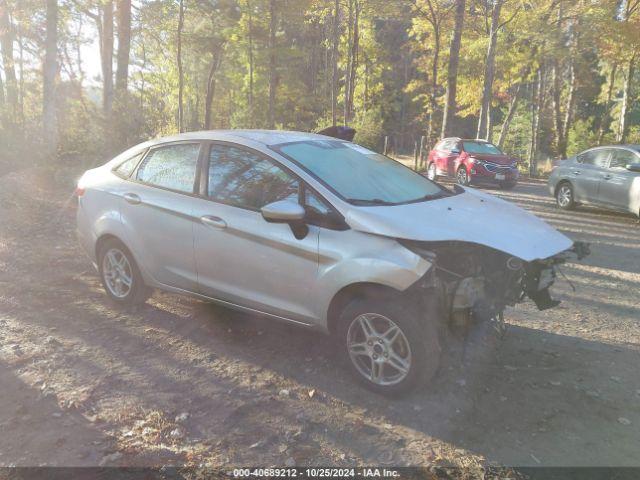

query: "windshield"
(463, 141), (503, 155)
(273, 140), (448, 205)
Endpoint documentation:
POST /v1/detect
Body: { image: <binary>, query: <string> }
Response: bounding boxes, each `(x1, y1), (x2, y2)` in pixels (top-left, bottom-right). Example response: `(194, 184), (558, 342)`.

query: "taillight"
(75, 187), (85, 197)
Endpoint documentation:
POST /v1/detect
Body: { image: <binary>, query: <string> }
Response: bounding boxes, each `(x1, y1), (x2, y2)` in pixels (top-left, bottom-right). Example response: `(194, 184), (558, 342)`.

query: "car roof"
(581, 144), (640, 153)
(145, 129), (331, 147)
(441, 138), (495, 143)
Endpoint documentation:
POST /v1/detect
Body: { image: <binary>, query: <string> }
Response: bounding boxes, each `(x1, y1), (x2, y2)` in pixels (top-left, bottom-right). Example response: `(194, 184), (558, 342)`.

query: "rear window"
(577, 149), (610, 168)
(114, 152), (145, 178)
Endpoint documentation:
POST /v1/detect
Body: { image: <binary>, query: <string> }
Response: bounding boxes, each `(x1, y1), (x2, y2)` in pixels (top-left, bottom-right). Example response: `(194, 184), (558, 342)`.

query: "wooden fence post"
(383, 136), (389, 156)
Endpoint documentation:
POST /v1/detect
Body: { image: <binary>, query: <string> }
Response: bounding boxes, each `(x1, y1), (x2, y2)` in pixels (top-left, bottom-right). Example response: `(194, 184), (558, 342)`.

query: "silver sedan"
(548, 145), (640, 217)
(77, 130), (583, 395)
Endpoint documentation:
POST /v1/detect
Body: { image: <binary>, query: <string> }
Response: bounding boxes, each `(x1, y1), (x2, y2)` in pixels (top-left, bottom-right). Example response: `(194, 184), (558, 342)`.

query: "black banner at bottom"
(1, 467), (639, 480)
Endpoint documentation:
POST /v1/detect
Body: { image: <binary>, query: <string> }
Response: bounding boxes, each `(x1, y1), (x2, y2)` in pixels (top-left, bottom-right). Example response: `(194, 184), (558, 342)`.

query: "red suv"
(426, 138), (520, 189)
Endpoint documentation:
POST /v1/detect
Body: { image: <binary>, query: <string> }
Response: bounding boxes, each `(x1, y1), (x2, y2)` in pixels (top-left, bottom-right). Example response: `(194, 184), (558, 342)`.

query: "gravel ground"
(0, 167), (639, 472)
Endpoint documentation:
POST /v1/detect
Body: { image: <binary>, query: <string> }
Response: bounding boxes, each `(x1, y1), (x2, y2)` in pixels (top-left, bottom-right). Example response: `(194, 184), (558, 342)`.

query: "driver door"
(190, 143), (321, 324)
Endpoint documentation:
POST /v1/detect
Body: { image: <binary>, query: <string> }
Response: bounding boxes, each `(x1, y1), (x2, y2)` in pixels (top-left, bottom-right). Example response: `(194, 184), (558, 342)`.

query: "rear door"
(598, 148), (640, 213)
(120, 142), (201, 291)
(190, 143), (321, 324)
(572, 149), (611, 203)
(435, 139), (459, 177)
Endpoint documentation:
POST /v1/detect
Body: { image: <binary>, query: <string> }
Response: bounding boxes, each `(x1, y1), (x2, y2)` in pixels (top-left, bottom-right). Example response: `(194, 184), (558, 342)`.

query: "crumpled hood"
(344, 187), (573, 262)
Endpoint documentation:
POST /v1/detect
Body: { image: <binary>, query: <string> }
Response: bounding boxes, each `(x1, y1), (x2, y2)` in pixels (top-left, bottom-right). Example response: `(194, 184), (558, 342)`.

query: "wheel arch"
(326, 282), (402, 336)
(554, 179), (573, 197)
(95, 233), (128, 260)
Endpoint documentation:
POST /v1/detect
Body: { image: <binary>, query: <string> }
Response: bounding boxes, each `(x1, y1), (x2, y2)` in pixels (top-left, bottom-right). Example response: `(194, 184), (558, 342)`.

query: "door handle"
(572, 170), (581, 175)
(200, 215), (227, 229)
(123, 193), (141, 205)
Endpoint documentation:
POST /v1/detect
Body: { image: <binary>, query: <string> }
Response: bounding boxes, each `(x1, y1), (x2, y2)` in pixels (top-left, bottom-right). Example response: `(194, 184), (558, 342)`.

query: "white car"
(76, 130), (587, 395)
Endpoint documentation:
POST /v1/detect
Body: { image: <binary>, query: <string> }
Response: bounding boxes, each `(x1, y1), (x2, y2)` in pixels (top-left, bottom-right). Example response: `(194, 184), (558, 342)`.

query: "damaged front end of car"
(401, 240), (590, 333)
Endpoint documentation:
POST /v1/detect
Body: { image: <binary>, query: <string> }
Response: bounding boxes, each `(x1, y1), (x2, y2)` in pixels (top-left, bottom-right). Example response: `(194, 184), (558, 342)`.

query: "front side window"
(274, 141), (448, 206)
(610, 149), (638, 169)
(136, 143), (200, 193)
(462, 141), (502, 155)
(208, 145), (299, 210)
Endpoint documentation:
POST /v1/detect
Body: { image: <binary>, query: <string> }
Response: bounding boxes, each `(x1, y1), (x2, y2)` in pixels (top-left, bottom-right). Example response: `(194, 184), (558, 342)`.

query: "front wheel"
(427, 163), (437, 181)
(456, 167), (470, 186)
(499, 181), (517, 190)
(98, 239), (151, 306)
(556, 182), (575, 210)
(337, 297), (441, 396)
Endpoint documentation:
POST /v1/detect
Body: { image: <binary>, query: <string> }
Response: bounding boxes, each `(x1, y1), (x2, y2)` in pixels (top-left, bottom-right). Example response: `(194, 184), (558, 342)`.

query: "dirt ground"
(1, 166), (639, 472)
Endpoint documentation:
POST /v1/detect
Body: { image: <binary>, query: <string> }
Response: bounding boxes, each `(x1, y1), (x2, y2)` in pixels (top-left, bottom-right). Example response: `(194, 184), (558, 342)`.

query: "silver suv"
(77, 130), (584, 395)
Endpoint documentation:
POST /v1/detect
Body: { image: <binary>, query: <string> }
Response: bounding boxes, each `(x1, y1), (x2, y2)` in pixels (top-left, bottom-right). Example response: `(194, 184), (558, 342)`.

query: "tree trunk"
(441, 0), (465, 138)
(115, 0), (131, 93)
(477, 0), (502, 140)
(551, 59), (564, 155)
(528, 66), (545, 176)
(617, 55), (635, 143)
(560, 59), (576, 158)
(43, 0), (58, 154)
(597, 63), (617, 145)
(268, 0), (277, 128)
(177, 0), (185, 132)
(426, 18), (440, 145)
(0, 59), (5, 110)
(204, 51), (223, 130)
(0, 0), (18, 123)
(331, 0), (339, 126)
(497, 82), (521, 147)
(344, 0), (353, 124)
(102, 0), (114, 116)
(348, 0), (359, 122)
(247, 0), (254, 127)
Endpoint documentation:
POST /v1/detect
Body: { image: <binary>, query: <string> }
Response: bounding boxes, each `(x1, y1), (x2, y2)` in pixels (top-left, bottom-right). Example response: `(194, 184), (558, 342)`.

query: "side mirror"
(626, 163), (640, 173)
(261, 200), (306, 223)
(261, 200), (309, 240)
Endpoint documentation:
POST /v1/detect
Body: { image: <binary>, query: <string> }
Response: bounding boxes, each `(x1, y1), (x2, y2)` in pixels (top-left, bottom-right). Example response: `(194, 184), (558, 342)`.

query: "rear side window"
(136, 143), (200, 193)
(578, 149), (610, 168)
(114, 152), (144, 178)
(207, 144), (299, 210)
(610, 149), (638, 169)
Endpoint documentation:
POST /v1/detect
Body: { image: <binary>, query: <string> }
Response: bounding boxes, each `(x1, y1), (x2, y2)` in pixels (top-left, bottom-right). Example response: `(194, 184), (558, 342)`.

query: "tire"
(427, 163), (437, 181)
(336, 296), (441, 396)
(98, 238), (151, 306)
(456, 166), (470, 186)
(556, 182), (575, 210)
(499, 181), (517, 190)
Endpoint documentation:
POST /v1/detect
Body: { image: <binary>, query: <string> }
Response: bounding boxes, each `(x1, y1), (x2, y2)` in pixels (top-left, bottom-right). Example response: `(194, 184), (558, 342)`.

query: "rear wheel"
(337, 297), (441, 396)
(456, 166), (470, 186)
(98, 239), (151, 306)
(556, 182), (575, 210)
(427, 163), (437, 181)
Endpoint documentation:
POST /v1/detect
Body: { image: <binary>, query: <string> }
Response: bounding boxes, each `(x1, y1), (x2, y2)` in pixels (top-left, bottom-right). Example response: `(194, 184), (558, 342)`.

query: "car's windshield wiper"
(413, 191), (450, 202)
(346, 198), (396, 206)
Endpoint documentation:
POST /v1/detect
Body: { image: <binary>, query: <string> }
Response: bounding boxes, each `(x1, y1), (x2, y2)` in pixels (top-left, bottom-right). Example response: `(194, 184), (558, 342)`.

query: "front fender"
(315, 231), (432, 322)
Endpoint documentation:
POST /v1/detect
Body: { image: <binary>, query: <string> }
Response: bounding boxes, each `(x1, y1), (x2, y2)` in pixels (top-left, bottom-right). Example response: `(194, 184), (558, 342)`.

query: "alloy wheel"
(557, 185), (572, 208)
(457, 168), (468, 185)
(102, 248), (133, 299)
(427, 164), (436, 180)
(346, 313), (412, 386)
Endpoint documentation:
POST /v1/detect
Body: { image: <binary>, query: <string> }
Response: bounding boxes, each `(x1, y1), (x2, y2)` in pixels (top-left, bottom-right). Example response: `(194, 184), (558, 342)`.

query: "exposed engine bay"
(402, 240), (591, 332)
